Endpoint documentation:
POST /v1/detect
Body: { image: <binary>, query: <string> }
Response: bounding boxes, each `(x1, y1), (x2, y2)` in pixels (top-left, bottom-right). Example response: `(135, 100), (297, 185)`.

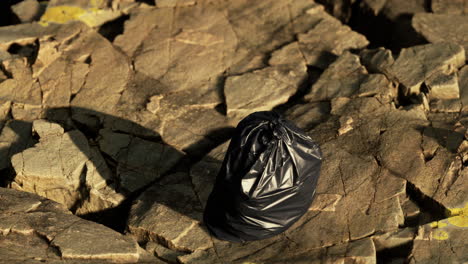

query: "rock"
(413, 14), (468, 55)
(146, 241), (186, 263)
(361, 0), (387, 15)
(0, 120), (33, 170)
(283, 101), (331, 131)
(190, 142), (229, 208)
(298, 17), (368, 68)
(357, 74), (396, 103)
(429, 99), (462, 113)
(410, 215), (468, 263)
(177, 248), (220, 264)
(11, 0), (43, 23)
(156, 0), (196, 8)
(0, 23), (60, 50)
(425, 72), (460, 100)
(229, 237), (377, 264)
(304, 52), (368, 102)
(128, 175), (212, 252)
(98, 129), (184, 192)
(0, 187), (141, 262)
(387, 42), (465, 95)
(225, 64), (307, 119)
(0, 57), (42, 120)
(39, 0), (126, 28)
(373, 227), (416, 251)
(11, 120), (124, 214)
(359, 47), (394, 75)
(459, 65), (468, 112)
(431, 0), (468, 14)
(308, 193), (342, 212)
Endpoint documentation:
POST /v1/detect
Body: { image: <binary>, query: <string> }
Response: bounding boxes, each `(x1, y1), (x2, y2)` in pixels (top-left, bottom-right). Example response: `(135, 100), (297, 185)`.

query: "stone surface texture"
(0, 0), (467, 263)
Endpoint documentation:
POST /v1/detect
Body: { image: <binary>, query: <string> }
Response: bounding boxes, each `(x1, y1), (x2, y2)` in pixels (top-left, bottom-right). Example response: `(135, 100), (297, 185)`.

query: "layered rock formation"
(0, 0), (466, 263)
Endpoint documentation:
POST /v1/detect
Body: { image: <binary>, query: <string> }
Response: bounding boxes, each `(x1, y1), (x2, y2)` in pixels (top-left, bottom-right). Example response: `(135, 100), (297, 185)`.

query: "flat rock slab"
(0, 187), (140, 263)
(98, 129), (184, 192)
(413, 13), (468, 55)
(128, 176), (212, 252)
(225, 64), (307, 119)
(11, 120), (124, 214)
(304, 52), (368, 101)
(298, 15), (368, 68)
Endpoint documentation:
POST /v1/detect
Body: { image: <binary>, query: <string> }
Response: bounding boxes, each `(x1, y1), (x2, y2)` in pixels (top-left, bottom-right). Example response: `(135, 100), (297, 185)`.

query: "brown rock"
(128, 176), (212, 252)
(387, 42), (465, 95)
(431, 0), (468, 15)
(98, 129), (184, 192)
(225, 64), (307, 119)
(0, 120), (33, 170)
(359, 47), (395, 75)
(11, 0), (43, 23)
(0, 187), (141, 263)
(459, 65), (468, 112)
(11, 120), (124, 214)
(298, 17), (368, 68)
(413, 13), (468, 55)
(190, 142), (228, 207)
(410, 217), (468, 263)
(426, 72), (460, 100)
(305, 52), (368, 102)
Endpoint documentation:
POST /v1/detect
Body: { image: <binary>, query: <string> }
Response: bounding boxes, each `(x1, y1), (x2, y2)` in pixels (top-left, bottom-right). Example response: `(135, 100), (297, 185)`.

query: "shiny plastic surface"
(203, 111), (322, 242)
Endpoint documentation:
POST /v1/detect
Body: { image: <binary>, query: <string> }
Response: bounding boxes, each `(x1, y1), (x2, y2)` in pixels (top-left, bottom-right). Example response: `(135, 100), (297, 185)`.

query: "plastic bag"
(203, 111), (322, 242)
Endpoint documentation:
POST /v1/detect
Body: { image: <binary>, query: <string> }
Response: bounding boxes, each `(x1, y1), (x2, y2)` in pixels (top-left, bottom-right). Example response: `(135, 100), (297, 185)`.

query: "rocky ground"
(0, 0), (467, 263)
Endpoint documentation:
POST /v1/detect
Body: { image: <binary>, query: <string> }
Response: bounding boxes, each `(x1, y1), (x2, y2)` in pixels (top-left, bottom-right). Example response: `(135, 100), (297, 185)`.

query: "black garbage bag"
(203, 111), (322, 242)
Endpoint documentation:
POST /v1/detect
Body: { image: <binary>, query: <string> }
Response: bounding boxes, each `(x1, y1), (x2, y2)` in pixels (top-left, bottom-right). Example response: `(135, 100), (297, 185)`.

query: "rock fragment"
(387, 42), (465, 95)
(11, 120), (124, 214)
(359, 47), (394, 75)
(0, 187), (141, 263)
(298, 17), (369, 68)
(11, 0), (44, 23)
(0, 120), (33, 170)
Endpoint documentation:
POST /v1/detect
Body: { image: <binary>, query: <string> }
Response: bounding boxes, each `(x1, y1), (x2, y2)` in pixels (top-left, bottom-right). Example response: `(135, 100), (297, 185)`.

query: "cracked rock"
(387, 42), (465, 95)
(0, 187), (141, 263)
(410, 216), (468, 263)
(11, 120), (124, 214)
(304, 52), (368, 102)
(98, 129), (184, 192)
(128, 174), (212, 252)
(298, 16), (369, 68)
(225, 64), (307, 119)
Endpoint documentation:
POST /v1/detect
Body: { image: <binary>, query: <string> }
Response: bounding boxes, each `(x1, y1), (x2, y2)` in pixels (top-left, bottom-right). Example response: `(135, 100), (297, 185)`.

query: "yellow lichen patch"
(429, 220), (448, 228)
(447, 203), (468, 228)
(432, 229), (449, 240)
(39, 6), (86, 26)
(39, 4), (121, 28)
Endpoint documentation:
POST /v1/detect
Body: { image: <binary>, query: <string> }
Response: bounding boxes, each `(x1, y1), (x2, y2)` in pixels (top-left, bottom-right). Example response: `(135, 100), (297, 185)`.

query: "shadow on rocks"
(2, 106), (234, 236)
